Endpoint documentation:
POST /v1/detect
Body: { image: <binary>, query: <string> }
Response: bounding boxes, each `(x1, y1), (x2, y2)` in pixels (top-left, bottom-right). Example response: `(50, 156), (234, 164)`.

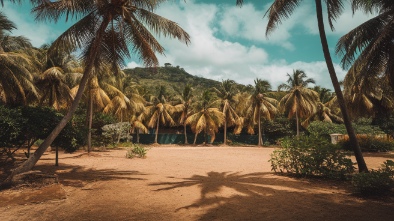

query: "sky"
(2, 0), (376, 90)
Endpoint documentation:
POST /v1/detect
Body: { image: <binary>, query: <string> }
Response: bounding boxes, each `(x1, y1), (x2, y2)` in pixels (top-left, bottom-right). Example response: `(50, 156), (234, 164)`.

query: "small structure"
(330, 133), (344, 144)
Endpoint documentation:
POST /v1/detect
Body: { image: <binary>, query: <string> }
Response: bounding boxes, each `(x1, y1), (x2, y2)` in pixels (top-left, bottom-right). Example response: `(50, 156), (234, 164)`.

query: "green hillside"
(123, 65), (283, 100)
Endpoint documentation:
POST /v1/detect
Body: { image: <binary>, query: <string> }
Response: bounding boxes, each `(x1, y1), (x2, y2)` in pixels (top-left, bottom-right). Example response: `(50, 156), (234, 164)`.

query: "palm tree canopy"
(278, 69), (316, 91)
(32, 0), (190, 68)
(336, 0), (394, 90)
(262, 0), (345, 36)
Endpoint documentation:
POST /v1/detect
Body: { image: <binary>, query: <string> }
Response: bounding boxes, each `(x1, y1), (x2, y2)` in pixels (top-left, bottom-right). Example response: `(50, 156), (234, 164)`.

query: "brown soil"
(1, 145), (394, 221)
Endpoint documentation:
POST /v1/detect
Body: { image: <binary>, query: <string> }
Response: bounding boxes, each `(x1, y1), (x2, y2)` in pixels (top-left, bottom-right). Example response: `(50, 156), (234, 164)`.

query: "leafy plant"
(270, 135), (354, 179)
(126, 144), (148, 159)
(352, 161), (394, 196)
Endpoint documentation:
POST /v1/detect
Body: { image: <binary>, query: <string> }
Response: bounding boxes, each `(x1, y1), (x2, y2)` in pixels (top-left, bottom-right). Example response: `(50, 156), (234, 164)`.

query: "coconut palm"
(186, 90), (224, 145)
(337, 0), (394, 90)
(312, 86), (334, 104)
(35, 67), (73, 110)
(301, 102), (344, 128)
(145, 85), (180, 144)
(212, 79), (239, 145)
(9, 0), (190, 177)
(239, 0), (369, 172)
(243, 79), (278, 146)
(176, 84), (193, 144)
(278, 70), (319, 137)
(343, 70), (394, 120)
(0, 12), (38, 106)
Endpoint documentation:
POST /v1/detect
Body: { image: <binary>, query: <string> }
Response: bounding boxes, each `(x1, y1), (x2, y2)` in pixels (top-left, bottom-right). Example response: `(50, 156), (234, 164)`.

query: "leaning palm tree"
(186, 90), (224, 145)
(212, 79), (239, 145)
(278, 70), (319, 137)
(9, 0), (190, 177)
(237, 0), (368, 172)
(243, 79), (278, 146)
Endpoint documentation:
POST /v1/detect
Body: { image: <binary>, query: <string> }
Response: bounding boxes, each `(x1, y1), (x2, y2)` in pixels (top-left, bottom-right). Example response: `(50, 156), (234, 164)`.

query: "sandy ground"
(1, 145), (394, 221)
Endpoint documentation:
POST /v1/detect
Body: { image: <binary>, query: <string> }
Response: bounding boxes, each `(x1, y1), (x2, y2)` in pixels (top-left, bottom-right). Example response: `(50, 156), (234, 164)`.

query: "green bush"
(352, 161), (394, 195)
(270, 135), (354, 179)
(126, 144), (148, 159)
(307, 121), (346, 138)
(339, 136), (394, 152)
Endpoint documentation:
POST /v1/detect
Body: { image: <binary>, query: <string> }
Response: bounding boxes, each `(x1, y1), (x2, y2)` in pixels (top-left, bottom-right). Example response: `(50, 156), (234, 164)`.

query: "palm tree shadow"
(150, 171), (310, 211)
(34, 163), (148, 187)
(150, 171), (394, 220)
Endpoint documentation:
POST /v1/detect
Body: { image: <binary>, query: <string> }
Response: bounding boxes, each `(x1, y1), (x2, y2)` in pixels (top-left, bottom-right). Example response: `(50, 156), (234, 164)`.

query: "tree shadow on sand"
(33, 163), (148, 188)
(150, 171), (394, 221)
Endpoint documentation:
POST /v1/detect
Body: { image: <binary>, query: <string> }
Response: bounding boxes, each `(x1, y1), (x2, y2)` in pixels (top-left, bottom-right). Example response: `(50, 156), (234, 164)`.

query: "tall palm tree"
(337, 0), (394, 90)
(176, 84), (193, 144)
(186, 90), (224, 145)
(0, 12), (38, 106)
(301, 102), (344, 128)
(213, 79), (239, 145)
(145, 85), (180, 144)
(278, 70), (319, 137)
(9, 0), (190, 177)
(238, 0), (368, 172)
(244, 79), (278, 146)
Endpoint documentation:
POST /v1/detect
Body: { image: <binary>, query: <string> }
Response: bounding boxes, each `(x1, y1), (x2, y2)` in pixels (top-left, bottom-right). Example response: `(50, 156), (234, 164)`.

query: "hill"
(123, 66), (223, 98)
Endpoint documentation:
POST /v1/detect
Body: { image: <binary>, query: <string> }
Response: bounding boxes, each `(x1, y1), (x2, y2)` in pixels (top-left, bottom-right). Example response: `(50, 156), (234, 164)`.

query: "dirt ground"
(1, 145), (394, 221)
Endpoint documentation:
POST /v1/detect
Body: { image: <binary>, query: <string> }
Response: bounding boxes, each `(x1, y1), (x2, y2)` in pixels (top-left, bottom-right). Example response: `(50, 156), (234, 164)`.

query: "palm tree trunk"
(193, 132), (198, 145)
(315, 0), (368, 172)
(117, 112), (123, 144)
(155, 114), (160, 144)
(296, 104), (299, 137)
(184, 122), (188, 144)
(136, 128), (140, 143)
(87, 91), (93, 153)
(6, 16), (112, 180)
(258, 109), (262, 147)
(224, 116), (227, 145)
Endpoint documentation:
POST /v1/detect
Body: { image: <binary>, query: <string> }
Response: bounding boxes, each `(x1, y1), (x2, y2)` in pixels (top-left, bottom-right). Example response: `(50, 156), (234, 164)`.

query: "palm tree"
(9, 0), (190, 177)
(35, 67), (73, 110)
(213, 79), (239, 145)
(177, 84), (193, 144)
(278, 70), (319, 137)
(145, 85), (180, 144)
(312, 86), (334, 104)
(336, 0), (394, 90)
(0, 12), (38, 106)
(301, 102), (344, 128)
(240, 0), (368, 172)
(243, 79), (278, 146)
(186, 90), (224, 145)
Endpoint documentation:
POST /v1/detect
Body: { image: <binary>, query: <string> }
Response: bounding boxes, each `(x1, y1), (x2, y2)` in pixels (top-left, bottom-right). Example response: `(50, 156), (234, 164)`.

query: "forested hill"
(123, 66), (226, 97)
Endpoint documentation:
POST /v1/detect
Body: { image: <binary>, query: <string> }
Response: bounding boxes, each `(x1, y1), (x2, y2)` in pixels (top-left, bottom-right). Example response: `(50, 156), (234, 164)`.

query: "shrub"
(126, 144), (148, 159)
(339, 136), (394, 152)
(307, 121), (346, 139)
(270, 135), (354, 179)
(352, 161), (394, 195)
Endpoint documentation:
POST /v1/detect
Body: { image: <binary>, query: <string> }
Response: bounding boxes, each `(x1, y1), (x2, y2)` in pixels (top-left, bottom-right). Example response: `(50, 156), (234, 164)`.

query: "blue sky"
(2, 0), (375, 90)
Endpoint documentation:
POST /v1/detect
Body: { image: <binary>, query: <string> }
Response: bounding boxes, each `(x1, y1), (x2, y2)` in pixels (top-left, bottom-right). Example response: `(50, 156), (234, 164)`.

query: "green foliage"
(307, 121), (346, 138)
(0, 105), (84, 155)
(352, 160), (394, 195)
(339, 136), (394, 152)
(270, 135), (354, 179)
(126, 144), (148, 159)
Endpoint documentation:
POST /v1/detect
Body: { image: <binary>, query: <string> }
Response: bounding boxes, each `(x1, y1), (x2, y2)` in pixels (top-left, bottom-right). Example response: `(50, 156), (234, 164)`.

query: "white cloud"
(2, 3), (63, 47)
(126, 61), (141, 69)
(142, 0), (349, 91)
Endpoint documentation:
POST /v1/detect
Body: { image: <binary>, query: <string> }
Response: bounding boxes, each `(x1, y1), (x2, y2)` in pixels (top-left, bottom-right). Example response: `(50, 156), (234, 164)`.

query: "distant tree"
(278, 70), (319, 136)
(213, 79), (239, 145)
(186, 90), (224, 144)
